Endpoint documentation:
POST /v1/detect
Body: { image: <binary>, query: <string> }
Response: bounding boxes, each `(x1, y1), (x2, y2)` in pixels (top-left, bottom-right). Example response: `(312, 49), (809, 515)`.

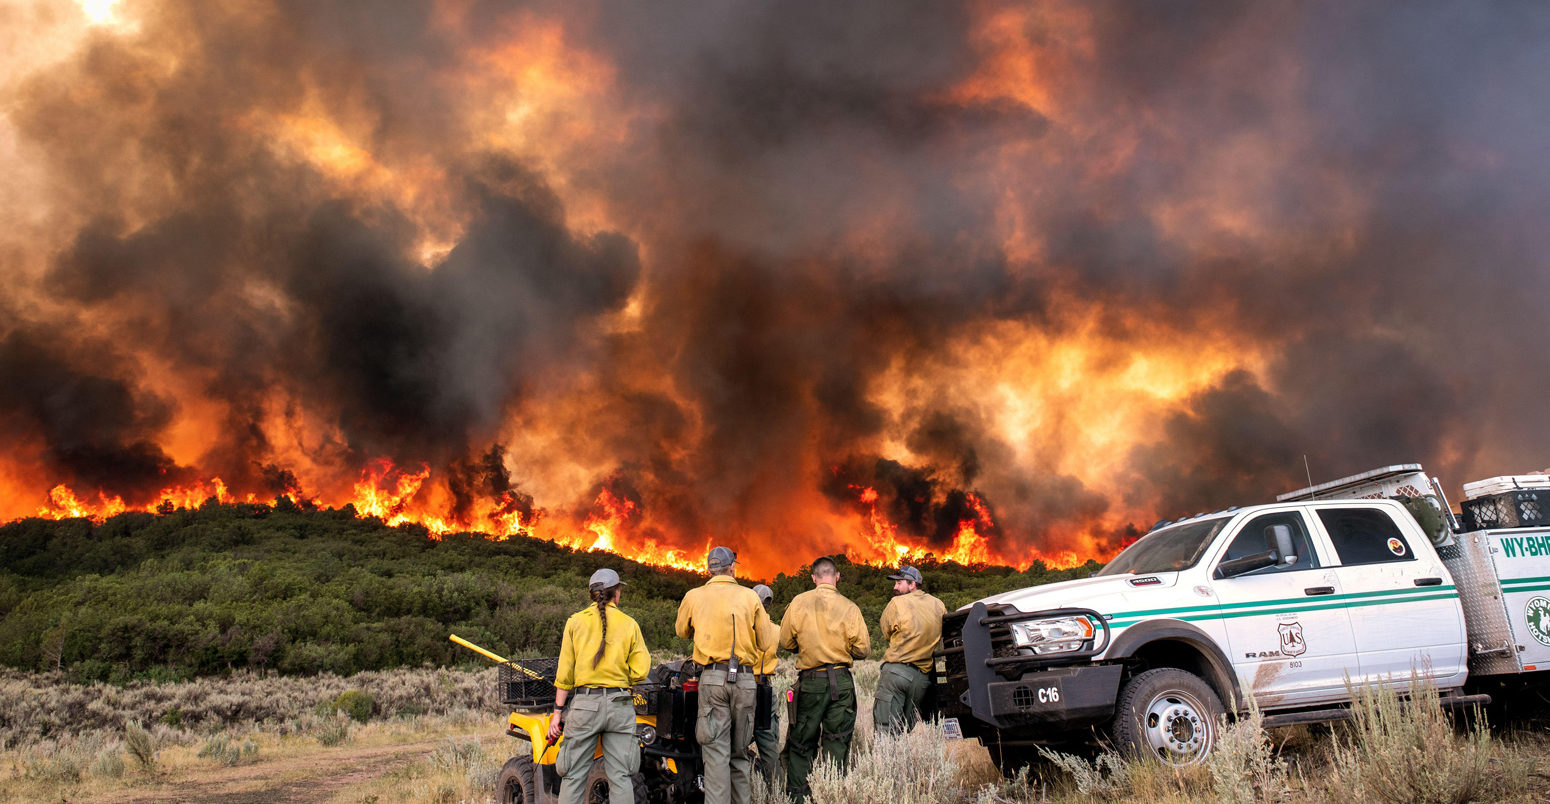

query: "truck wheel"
(497, 755), (538, 804)
(1111, 668), (1224, 766)
(580, 758), (649, 804)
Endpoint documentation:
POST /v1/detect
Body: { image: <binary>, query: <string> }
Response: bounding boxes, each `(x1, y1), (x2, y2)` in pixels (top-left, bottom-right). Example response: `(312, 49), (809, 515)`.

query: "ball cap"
(752, 584), (774, 604)
(589, 568), (626, 589)
(887, 565), (923, 585)
(707, 545), (738, 571)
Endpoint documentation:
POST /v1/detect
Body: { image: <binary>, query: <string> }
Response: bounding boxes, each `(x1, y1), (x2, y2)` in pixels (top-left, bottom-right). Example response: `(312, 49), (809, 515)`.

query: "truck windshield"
(1096, 517), (1230, 576)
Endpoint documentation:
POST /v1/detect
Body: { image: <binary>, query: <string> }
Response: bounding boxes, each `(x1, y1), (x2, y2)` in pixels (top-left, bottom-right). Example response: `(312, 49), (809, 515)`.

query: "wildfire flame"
(3, 2), (1527, 581)
(22, 464), (1105, 577)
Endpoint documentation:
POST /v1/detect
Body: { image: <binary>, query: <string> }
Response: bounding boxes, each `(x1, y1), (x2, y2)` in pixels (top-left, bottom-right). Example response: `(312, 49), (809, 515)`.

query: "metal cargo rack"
(498, 657), (559, 710)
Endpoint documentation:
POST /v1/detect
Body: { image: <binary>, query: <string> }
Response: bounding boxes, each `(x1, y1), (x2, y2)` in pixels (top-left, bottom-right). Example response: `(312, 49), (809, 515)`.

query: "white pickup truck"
(935, 464), (1550, 768)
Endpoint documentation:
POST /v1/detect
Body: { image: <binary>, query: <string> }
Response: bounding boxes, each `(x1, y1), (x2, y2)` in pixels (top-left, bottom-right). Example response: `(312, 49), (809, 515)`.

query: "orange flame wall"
(0, 1), (1544, 578)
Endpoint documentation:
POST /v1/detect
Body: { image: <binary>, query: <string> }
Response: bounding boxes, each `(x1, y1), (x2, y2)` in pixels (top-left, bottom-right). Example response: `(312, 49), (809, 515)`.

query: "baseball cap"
(752, 584), (773, 605)
(589, 568), (626, 589)
(887, 565), (923, 585)
(707, 546), (737, 571)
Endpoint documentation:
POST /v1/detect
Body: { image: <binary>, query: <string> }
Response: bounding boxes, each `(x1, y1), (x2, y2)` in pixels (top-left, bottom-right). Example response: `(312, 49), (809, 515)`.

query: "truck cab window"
(1317, 507), (1417, 566)
(1217, 512), (1320, 576)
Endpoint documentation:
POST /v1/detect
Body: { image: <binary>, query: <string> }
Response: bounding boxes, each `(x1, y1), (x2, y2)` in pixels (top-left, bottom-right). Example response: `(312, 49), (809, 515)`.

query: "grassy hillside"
(0, 500), (1099, 682)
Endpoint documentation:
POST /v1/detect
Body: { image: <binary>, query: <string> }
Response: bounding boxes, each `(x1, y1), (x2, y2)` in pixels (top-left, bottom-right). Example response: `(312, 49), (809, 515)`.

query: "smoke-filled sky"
(1, 0), (1547, 575)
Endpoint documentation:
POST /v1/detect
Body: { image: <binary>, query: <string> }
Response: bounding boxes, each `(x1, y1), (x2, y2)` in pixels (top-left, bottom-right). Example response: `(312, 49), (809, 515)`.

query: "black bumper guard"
(949, 602), (1117, 729)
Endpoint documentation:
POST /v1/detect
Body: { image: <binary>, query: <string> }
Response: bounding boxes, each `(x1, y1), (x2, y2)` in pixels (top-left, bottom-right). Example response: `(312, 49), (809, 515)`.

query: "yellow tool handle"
(448, 634), (543, 679)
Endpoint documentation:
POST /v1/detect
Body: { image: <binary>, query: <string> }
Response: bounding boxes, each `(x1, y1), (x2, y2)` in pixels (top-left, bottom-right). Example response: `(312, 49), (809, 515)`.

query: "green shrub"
(1328, 675), (1492, 804)
(89, 747), (125, 778)
(158, 705), (184, 727)
(807, 721), (961, 804)
(335, 689), (376, 722)
(1035, 748), (1130, 797)
(1203, 704), (1290, 804)
(124, 720), (156, 771)
(198, 734), (259, 766)
(315, 716), (351, 747)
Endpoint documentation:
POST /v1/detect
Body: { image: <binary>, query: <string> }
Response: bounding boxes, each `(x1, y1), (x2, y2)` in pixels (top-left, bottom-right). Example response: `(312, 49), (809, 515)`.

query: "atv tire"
(497, 754), (540, 804)
(580, 757), (649, 804)
(1111, 667), (1224, 766)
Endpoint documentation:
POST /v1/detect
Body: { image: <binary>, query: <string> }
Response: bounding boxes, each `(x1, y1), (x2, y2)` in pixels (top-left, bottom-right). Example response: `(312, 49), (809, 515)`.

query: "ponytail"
(590, 585), (617, 668)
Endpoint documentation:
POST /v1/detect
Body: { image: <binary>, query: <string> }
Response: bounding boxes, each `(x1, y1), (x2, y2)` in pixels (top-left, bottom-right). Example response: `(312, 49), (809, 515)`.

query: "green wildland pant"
(697, 667), (758, 804)
(752, 686), (781, 789)
(557, 689), (638, 804)
(872, 662), (930, 733)
(785, 668), (855, 803)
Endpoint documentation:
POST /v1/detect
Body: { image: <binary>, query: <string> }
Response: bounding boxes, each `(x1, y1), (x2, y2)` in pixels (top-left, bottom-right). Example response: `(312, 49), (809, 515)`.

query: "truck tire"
(1111, 667), (1224, 766)
(579, 758), (648, 804)
(497, 755), (538, 804)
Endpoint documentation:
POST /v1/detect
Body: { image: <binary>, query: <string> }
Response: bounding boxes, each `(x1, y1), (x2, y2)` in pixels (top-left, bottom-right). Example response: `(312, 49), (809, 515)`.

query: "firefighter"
(675, 546), (773, 804)
(548, 568), (651, 804)
(750, 583), (781, 790)
(873, 565), (946, 733)
(778, 556), (870, 803)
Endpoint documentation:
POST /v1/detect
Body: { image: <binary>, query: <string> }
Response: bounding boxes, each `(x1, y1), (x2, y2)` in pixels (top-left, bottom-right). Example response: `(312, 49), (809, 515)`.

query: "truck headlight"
(1008, 616), (1095, 654)
(637, 724), (657, 745)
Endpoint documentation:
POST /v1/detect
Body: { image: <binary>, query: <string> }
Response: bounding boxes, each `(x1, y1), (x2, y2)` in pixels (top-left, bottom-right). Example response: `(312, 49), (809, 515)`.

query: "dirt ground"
(71, 734), (506, 804)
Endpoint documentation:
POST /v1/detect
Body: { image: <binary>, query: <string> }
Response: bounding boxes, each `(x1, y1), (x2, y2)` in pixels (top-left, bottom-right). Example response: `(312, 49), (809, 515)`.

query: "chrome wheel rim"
(1141, 690), (1212, 764)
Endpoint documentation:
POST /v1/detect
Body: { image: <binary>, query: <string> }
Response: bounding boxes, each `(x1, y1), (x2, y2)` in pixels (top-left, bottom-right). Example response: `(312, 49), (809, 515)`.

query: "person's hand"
(546, 715), (564, 743)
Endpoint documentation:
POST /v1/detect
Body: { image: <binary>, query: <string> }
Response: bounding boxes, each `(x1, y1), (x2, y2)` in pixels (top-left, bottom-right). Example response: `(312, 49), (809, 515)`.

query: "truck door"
(1313, 505), (1467, 689)
(1211, 509), (1360, 708)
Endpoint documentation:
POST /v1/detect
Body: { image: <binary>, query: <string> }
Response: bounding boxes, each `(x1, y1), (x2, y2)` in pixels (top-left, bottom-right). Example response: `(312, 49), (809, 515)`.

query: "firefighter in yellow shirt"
(675, 546), (772, 804)
(778, 556), (870, 802)
(750, 583), (782, 789)
(873, 565), (946, 733)
(547, 568), (651, 804)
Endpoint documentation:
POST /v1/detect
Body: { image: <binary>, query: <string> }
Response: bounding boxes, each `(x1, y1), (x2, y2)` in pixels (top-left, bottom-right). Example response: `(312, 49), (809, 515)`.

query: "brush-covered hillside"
(0, 500), (1100, 682)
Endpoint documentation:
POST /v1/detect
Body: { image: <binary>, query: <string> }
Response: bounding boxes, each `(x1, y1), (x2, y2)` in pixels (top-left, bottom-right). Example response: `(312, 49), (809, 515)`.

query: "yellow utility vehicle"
(450, 635), (710, 803)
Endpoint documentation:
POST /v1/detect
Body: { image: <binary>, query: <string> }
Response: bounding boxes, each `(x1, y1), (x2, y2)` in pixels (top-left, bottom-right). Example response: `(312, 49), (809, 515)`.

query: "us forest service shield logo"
(1278, 621), (1307, 657)
(1525, 596), (1550, 647)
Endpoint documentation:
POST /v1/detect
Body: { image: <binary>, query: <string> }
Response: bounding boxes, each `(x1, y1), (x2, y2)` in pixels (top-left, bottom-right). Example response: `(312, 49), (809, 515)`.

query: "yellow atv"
(451, 635), (710, 804)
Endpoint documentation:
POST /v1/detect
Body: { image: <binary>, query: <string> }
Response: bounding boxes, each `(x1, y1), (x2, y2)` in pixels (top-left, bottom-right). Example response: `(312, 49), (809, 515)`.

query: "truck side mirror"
(1266, 524), (1296, 566)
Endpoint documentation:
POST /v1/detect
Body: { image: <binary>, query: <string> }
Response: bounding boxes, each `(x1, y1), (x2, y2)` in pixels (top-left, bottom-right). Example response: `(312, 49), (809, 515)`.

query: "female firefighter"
(547, 568), (652, 804)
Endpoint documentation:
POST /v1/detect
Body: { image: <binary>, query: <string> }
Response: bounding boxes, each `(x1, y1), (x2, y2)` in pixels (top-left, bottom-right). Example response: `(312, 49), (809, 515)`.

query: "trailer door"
(1315, 505), (1467, 689)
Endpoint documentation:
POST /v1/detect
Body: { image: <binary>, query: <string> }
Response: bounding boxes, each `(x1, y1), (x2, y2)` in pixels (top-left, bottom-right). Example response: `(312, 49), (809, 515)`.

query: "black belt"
(574, 686), (629, 694)
(798, 664), (852, 701)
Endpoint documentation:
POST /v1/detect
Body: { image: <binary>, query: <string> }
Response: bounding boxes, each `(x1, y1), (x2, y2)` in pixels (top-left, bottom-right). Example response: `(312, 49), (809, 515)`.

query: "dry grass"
(0, 664), (499, 748)
(4, 663), (1550, 804)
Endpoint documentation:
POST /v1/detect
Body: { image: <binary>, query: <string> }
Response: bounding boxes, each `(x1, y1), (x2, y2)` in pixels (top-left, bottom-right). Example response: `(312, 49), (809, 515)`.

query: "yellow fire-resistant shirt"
(778, 583), (871, 670)
(756, 616), (781, 674)
(554, 603), (651, 691)
(880, 589), (947, 673)
(675, 575), (773, 667)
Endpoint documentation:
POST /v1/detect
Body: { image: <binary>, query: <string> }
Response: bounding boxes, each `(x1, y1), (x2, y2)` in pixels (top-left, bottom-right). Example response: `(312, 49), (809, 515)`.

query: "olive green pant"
(872, 662), (930, 733)
(557, 690), (638, 804)
(752, 688), (781, 789)
(697, 668), (757, 804)
(784, 670), (855, 803)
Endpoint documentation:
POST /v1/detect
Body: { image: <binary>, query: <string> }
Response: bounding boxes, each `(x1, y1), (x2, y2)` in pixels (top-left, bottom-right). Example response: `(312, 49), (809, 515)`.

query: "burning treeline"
(0, 1), (1546, 578)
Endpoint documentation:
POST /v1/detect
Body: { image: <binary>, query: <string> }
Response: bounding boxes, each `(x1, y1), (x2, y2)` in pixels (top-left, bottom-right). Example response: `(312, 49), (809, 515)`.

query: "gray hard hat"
(707, 546), (738, 571)
(887, 565), (923, 585)
(589, 568), (626, 589)
(752, 584), (773, 604)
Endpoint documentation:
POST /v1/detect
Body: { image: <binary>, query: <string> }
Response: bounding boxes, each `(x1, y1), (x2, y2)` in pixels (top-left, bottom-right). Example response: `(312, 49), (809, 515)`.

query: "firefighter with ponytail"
(548, 568), (651, 804)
